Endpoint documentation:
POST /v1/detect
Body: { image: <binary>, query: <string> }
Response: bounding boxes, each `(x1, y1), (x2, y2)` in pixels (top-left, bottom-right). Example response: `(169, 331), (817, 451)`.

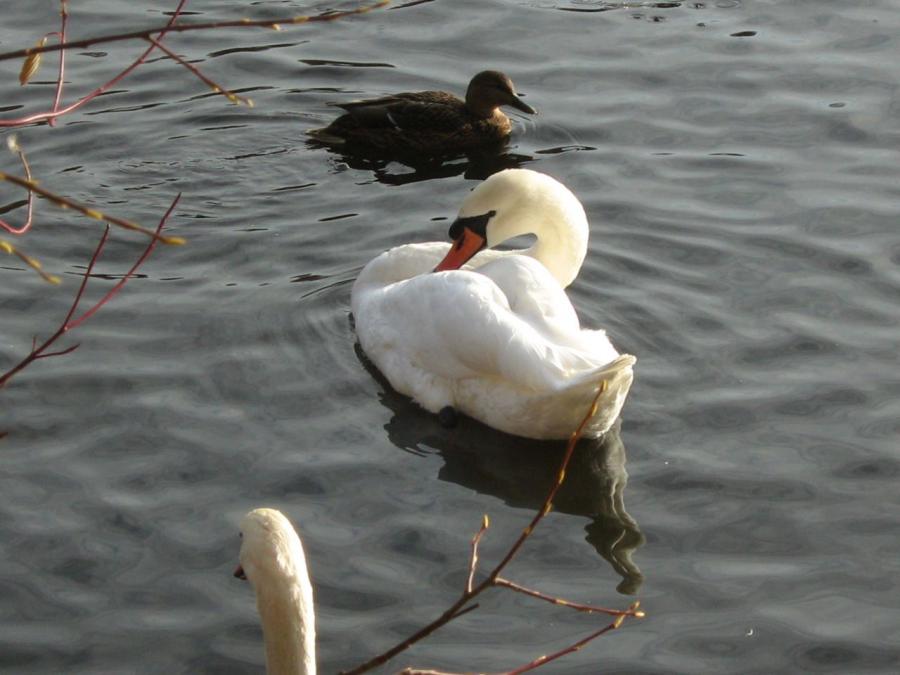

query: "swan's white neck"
(255, 569), (316, 675)
(460, 169), (589, 288)
(241, 509), (316, 675)
(519, 211), (587, 289)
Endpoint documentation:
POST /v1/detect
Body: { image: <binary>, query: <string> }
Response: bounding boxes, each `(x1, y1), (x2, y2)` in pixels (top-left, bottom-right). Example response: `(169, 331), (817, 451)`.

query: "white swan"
(235, 508), (316, 675)
(351, 168), (636, 440)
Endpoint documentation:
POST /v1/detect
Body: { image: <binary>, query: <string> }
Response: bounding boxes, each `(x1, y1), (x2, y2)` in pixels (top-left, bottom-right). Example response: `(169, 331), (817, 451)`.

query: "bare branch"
(0, 0), (189, 127)
(32, 344), (80, 359)
(67, 194), (181, 329)
(1, 138), (35, 235)
(0, 1), (391, 63)
(0, 172), (185, 245)
(493, 577), (644, 618)
(0, 194), (180, 389)
(341, 381), (643, 675)
(466, 514), (489, 594)
(0, 237), (60, 284)
(504, 603), (641, 675)
(48, 0), (70, 122)
(144, 36), (253, 107)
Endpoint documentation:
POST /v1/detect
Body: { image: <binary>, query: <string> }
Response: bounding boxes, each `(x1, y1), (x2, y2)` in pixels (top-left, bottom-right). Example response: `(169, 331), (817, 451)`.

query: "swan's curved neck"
(460, 171), (590, 288)
(523, 214), (587, 289)
(490, 195), (588, 288)
(255, 568), (316, 675)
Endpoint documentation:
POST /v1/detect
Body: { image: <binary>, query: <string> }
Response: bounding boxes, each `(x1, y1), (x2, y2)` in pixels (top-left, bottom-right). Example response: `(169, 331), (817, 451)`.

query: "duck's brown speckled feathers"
(308, 71), (536, 155)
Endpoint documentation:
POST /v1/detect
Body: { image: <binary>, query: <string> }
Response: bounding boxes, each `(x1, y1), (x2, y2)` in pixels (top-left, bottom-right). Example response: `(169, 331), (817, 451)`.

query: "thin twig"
(33, 344), (79, 360)
(399, 601), (640, 675)
(0, 238), (60, 284)
(341, 382), (641, 675)
(0, 1), (390, 62)
(144, 36), (253, 107)
(0, 171), (184, 245)
(68, 194), (180, 329)
(0, 0), (189, 127)
(0, 140), (35, 235)
(48, 0), (69, 125)
(466, 515), (489, 594)
(487, 382), (608, 581)
(0, 194), (180, 389)
(503, 603), (641, 675)
(493, 577), (644, 617)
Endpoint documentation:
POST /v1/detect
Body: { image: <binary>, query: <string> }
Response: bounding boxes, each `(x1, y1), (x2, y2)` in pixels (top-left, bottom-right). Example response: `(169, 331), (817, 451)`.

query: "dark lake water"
(2, 1), (899, 673)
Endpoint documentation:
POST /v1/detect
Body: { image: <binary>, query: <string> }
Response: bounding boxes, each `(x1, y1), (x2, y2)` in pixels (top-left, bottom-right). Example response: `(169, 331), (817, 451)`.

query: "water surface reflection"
(309, 139), (533, 185)
(365, 347), (644, 594)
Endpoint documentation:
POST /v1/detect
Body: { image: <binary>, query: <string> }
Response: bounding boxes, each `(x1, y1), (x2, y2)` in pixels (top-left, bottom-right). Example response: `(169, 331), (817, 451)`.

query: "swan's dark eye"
(447, 210), (496, 240)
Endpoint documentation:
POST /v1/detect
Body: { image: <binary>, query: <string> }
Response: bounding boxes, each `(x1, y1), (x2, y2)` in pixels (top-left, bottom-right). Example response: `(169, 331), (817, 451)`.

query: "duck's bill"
(434, 229), (487, 272)
(510, 97), (536, 114)
(234, 564), (247, 580)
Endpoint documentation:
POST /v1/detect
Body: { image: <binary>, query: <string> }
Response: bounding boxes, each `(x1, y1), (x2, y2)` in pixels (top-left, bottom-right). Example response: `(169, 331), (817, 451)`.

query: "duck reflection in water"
(361, 346), (644, 594)
(317, 144), (533, 186)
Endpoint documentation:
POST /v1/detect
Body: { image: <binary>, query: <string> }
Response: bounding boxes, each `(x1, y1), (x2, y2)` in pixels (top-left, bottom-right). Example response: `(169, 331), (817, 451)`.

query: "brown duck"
(307, 70), (536, 154)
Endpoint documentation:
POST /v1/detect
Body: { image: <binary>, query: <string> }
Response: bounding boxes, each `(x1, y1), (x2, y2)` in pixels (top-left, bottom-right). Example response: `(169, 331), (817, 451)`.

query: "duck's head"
(435, 169), (588, 288)
(466, 70), (536, 118)
(234, 508), (306, 586)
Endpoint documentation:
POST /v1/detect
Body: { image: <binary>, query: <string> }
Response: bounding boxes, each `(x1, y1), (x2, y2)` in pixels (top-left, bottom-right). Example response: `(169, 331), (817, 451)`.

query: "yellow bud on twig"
(19, 37), (47, 85)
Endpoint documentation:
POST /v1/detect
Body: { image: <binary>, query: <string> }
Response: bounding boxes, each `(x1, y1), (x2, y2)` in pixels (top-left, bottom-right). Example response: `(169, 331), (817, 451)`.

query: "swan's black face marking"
(448, 210), (495, 241)
(434, 210), (494, 272)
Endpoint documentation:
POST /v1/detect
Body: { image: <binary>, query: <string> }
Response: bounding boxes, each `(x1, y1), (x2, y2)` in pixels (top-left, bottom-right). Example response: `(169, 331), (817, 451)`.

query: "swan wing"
(333, 92), (465, 131)
(355, 267), (624, 393)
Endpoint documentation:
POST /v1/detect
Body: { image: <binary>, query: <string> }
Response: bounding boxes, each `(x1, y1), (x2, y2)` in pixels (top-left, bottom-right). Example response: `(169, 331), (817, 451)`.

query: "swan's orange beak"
(434, 228), (487, 272)
(234, 564), (247, 580)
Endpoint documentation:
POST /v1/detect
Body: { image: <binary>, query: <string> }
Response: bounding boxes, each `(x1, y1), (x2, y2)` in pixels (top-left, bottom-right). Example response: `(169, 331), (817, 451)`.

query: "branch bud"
(19, 37), (47, 85)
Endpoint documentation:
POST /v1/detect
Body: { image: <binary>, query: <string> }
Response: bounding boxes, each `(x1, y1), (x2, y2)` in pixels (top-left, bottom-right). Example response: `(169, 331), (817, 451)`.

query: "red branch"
(0, 142), (35, 235)
(0, 193), (181, 389)
(493, 577), (637, 617)
(400, 602), (641, 675)
(144, 36), (252, 107)
(0, 171), (184, 245)
(342, 382), (643, 675)
(0, 1), (391, 63)
(47, 0), (69, 125)
(504, 605), (639, 675)
(0, 0), (189, 127)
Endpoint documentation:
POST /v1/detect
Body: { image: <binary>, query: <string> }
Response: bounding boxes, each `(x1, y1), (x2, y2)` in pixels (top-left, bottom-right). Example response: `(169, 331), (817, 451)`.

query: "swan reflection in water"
(364, 349), (644, 595)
